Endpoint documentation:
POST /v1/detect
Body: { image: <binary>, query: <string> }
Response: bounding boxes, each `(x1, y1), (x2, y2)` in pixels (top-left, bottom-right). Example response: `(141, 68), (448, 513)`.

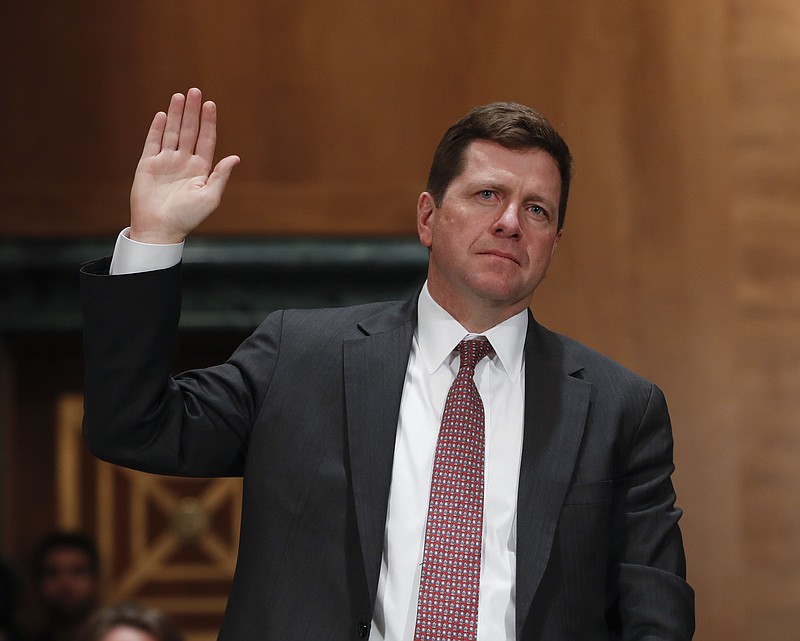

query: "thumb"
(206, 154), (241, 197)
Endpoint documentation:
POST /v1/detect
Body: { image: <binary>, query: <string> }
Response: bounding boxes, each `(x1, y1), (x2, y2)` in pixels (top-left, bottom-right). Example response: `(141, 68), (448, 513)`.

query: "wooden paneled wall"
(731, 1), (800, 637)
(3, 1), (799, 639)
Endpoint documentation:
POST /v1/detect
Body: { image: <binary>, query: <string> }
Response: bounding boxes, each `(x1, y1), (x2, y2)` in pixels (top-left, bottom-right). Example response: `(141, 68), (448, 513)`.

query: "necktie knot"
(457, 338), (492, 374)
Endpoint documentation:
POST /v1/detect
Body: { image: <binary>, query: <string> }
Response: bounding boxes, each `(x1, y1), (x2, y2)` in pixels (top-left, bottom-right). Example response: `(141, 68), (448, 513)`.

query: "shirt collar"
(416, 282), (527, 382)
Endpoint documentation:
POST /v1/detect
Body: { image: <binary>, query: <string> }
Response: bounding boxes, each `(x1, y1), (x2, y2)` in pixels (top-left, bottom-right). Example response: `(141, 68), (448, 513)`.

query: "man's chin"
(471, 282), (533, 309)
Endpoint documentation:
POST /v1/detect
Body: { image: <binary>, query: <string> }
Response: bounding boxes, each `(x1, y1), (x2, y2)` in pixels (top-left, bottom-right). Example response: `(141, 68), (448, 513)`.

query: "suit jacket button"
(357, 619), (370, 638)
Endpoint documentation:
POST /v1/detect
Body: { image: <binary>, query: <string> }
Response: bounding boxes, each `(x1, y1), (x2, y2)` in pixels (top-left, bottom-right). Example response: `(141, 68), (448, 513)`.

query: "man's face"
(417, 140), (563, 327)
(38, 548), (98, 621)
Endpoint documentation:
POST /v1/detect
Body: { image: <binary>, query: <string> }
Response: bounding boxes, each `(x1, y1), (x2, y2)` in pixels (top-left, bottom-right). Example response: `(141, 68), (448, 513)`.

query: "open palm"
(130, 88), (240, 244)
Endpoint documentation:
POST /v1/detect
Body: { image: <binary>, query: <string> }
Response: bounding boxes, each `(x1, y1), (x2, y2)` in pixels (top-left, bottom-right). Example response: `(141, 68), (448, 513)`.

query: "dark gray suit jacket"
(81, 258), (694, 640)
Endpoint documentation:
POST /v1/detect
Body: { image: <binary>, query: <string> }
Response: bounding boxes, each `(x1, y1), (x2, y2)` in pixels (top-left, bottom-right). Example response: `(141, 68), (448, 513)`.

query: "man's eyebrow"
(463, 179), (506, 192)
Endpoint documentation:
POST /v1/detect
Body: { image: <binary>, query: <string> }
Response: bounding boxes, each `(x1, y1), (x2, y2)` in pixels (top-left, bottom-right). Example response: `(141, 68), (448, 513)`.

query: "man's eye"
(479, 190), (494, 200)
(528, 205), (546, 216)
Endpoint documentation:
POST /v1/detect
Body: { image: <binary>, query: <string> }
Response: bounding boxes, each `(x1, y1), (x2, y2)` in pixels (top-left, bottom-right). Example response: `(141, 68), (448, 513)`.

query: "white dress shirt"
(109, 231), (527, 640)
(371, 285), (526, 641)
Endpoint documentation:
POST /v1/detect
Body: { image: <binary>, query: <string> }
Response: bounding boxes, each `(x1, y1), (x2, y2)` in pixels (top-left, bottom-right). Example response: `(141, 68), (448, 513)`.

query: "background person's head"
(34, 532), (99, 626)
(78, 603), (183, 641)
(425, 102), (573, 231)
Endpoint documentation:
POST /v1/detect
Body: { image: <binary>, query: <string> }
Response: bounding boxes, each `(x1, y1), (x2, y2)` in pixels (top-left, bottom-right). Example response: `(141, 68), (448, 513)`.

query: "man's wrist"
(129, 228), (185, 245)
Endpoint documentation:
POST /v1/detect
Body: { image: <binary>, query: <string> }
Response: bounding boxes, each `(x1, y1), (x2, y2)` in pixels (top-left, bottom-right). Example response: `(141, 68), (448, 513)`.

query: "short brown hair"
(78, 603), (183, 641)
(426, 102), (573, 230)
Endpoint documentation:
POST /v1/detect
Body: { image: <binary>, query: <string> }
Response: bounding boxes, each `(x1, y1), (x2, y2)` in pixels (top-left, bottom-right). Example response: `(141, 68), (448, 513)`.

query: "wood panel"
(731, 0), (800, 638)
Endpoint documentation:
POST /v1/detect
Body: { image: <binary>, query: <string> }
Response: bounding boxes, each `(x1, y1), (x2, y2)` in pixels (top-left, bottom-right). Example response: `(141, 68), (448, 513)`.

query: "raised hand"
(129, 88), (240, 244)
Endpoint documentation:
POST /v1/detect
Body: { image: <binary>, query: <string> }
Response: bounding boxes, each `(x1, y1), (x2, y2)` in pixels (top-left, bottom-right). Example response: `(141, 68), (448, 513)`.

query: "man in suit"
(81, 88), (694, 640)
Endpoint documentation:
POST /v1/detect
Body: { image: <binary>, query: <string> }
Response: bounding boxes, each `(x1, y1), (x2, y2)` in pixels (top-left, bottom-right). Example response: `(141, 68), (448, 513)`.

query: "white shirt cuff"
(109, 228), (184, 275)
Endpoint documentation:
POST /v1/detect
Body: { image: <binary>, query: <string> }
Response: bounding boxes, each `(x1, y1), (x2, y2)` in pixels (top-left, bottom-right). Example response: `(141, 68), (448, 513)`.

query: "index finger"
(140, 111), (167, 160)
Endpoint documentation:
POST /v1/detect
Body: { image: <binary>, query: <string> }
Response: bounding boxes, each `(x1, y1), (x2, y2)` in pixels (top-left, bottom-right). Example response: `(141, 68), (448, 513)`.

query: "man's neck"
(426, 286), (531, 334)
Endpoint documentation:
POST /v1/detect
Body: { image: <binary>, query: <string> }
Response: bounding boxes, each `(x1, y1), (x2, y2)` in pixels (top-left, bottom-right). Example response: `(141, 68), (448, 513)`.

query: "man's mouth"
(480, 250), (519, 265)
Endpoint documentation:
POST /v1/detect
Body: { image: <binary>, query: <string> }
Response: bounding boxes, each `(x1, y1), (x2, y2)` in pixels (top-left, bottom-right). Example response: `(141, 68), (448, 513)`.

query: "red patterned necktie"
(414, 338), (493, 641)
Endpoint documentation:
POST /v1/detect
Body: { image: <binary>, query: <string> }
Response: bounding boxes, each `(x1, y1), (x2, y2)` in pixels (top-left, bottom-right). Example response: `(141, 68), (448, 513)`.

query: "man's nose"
(493, 203), (522, 238)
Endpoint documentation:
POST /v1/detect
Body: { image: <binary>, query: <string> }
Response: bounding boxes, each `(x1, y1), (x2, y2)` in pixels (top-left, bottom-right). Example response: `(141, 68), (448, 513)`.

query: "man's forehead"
(455, 141), (561, 192)
(463, 139), (558, 168)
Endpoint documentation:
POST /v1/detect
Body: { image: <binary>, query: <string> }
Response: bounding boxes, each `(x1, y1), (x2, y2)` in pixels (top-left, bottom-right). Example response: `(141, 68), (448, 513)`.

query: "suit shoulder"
(534, 322), (658, 395)
(261, 298), (413, 341)
(282, 299), (406, 324)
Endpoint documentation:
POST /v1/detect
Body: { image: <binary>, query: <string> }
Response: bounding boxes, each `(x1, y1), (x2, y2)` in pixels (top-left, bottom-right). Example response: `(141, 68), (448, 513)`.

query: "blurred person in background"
(32, 533), (99, 641)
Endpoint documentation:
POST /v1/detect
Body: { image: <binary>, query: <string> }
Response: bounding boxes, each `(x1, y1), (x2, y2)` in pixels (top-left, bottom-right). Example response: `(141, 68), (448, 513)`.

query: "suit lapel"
(515, 318), (592, 637)
(343, 298), (416, 608)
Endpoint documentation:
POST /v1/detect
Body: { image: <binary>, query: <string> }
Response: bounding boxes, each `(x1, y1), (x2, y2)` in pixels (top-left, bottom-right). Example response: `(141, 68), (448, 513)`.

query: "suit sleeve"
(607, 383), (695, 640)
(80, 257), (280, 477)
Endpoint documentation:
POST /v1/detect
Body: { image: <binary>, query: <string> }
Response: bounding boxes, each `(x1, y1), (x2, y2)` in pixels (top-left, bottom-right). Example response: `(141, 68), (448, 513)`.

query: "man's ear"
(551, 228), (563, 259)
(417, 192), (435, 248)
